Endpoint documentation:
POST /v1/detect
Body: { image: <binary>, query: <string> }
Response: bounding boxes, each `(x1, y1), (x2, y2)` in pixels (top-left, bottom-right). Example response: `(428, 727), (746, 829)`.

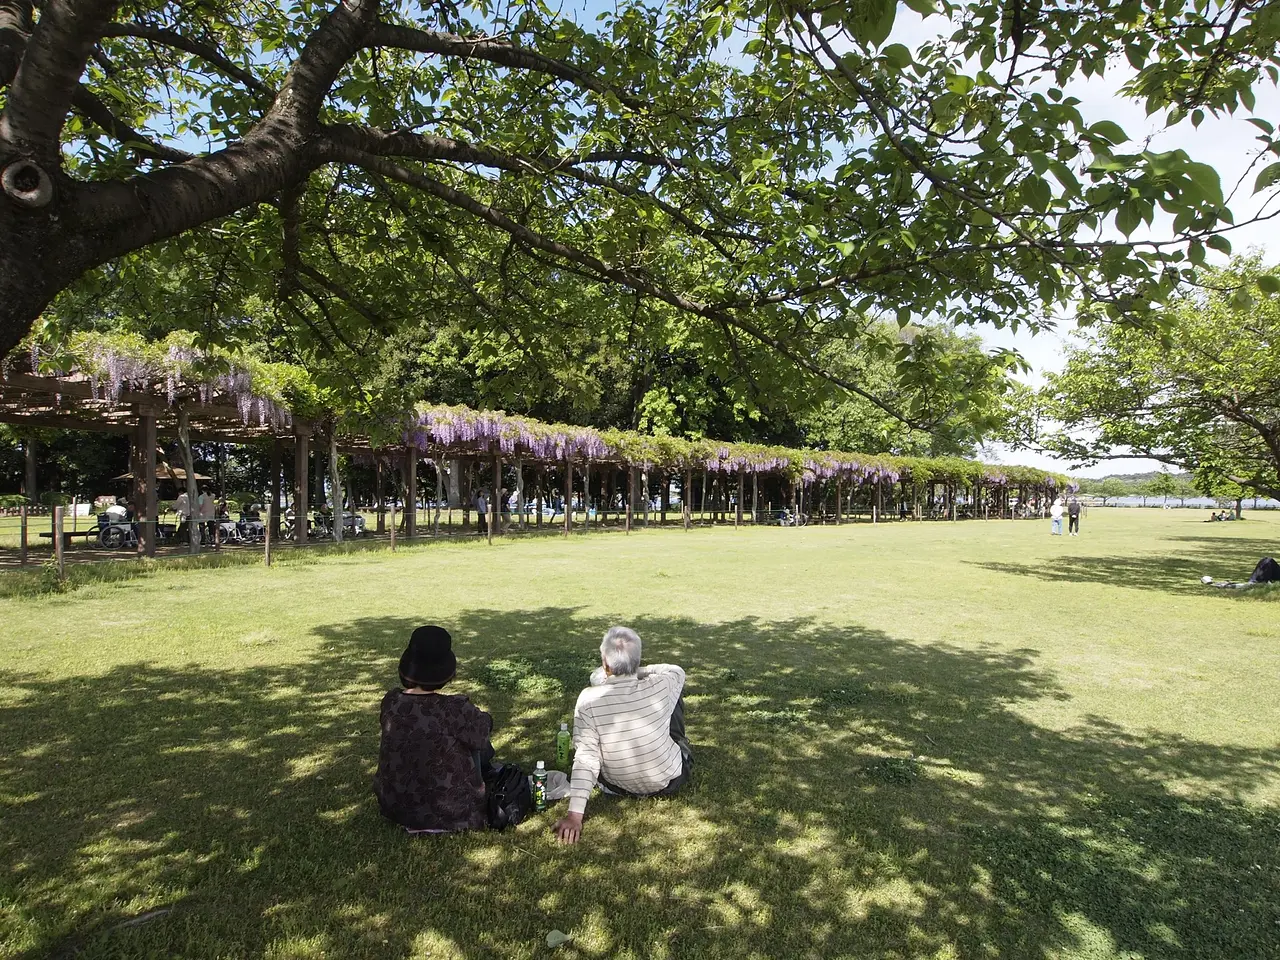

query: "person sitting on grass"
(1201, 557), (1280, 590)
(553, 626), (692, 845)
(373, 625), (498, 834)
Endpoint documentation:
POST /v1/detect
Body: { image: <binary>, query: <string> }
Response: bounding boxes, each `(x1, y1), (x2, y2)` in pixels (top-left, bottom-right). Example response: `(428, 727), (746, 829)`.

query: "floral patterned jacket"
(373, 690), (493, 832)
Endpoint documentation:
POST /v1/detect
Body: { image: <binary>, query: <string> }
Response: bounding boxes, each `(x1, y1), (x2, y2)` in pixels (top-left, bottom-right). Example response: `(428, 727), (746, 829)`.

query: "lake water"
(1099, 496), (1280, 510)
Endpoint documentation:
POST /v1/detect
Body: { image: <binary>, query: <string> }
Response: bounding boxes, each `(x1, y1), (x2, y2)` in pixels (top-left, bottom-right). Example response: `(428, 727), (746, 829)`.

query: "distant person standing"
(1067, 498), (1081, 536)
(197, 489), (217, 547)
(1050, 498), (1064, 536)
(174, 490), (191, 544)
(474, 488), (488, 536)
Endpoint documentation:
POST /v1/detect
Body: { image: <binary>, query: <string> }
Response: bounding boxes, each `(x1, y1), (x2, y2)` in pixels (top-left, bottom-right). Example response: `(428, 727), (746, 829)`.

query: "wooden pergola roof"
(0, 372), (310, 442)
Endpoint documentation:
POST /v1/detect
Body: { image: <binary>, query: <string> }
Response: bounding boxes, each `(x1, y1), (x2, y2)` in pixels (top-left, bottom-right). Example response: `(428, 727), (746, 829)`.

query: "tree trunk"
(177, 408), (199, 554)
(329, 432), (343, 542)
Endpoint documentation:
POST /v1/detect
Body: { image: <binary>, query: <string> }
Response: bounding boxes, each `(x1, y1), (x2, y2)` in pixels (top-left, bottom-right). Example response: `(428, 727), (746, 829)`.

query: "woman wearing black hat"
(373, 625), (495, 833)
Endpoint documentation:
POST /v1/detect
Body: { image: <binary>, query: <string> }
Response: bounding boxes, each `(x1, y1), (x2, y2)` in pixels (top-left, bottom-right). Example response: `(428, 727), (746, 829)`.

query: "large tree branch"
(70, 83), (194, 162)
(265, 0), (379, 133)
(100, 22), (270, 95)
(327, 142), (925, 426)
(0, 0), (32, 87)
(367, 23), (645, 109)
(0, 0), (119, 159)
(322, 124), (758, 247)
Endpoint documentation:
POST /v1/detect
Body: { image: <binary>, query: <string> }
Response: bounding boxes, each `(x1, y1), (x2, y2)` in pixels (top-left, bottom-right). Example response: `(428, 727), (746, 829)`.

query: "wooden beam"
(295, 430), (309, 545)
(563, 460), (572, 536)
(516, 458), (525, 531)
(141, 414), (157, 557)
(490, 453), (499, 543)
(405, 452), (418, 538)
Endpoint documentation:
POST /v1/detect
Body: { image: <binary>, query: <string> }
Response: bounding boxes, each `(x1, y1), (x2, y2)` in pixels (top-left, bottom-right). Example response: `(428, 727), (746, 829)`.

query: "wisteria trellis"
(45, 333), (294, 431)
(402, 403), (1071, 492)
(23, 332), (1072, 495)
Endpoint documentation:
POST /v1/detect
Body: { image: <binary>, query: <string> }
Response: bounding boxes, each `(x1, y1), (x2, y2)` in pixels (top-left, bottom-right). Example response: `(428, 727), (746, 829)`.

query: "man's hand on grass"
(553, 813), (583, 844)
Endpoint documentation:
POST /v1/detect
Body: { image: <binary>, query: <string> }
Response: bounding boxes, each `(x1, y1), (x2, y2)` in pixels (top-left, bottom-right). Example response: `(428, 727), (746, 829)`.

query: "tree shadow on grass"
(2, 609), (1278, 959)
(972, 532), (1280, 598)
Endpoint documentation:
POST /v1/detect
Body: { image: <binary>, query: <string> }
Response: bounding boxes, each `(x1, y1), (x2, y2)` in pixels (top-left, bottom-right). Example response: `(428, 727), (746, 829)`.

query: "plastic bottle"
(556, 722), (572, 769)
(532, 761), (547, 812)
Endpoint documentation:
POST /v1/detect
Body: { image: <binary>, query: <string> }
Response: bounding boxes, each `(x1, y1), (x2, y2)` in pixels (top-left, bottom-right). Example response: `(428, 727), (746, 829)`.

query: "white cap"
(560, 722), (568, 730)
(536, 760), (545, 770)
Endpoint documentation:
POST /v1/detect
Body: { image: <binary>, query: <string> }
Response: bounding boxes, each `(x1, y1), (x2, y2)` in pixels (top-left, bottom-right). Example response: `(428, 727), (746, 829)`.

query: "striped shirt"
(567, 664), (685, 815)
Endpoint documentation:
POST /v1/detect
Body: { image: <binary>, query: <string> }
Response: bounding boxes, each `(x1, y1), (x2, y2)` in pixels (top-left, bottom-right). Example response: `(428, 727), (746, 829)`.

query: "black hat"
(399, 625), (457, 689)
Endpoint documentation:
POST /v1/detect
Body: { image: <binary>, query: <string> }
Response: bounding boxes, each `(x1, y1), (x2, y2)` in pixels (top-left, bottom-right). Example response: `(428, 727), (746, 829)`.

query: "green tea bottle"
(556, 722), (572, 769)
(532, 761), (547, 812)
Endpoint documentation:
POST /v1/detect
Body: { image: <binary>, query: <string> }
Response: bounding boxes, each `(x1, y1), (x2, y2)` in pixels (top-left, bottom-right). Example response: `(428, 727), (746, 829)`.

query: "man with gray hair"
(553, 626), (691, 844)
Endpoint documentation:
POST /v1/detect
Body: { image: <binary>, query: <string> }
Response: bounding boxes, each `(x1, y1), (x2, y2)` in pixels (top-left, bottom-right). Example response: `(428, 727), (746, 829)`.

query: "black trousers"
(1068, 514), (1079, 533)
(598, 696), (692, 797)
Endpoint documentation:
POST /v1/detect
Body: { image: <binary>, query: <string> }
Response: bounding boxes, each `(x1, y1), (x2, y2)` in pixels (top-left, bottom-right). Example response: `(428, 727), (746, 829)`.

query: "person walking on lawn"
(553, 626), (692, 844)
(1067, 498), (1082, 536)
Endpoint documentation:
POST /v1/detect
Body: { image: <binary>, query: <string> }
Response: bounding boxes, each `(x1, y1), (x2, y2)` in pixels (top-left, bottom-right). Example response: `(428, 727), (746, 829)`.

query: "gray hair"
(600, 626), (642, 676)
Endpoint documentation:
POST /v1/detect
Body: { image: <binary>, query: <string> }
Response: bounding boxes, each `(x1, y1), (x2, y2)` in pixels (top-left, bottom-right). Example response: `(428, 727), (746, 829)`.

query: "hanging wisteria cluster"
(50, 332), (294, 430)
(408, 405), (610, 461)
(400, 402), (1070, 493)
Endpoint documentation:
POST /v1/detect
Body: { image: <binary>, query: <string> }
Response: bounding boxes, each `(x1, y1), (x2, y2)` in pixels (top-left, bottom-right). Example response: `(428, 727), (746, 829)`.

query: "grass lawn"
(1, 509), (1278, 959)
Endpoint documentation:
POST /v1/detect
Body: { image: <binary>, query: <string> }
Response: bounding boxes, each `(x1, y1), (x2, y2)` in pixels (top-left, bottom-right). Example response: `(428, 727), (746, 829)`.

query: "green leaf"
(903, 0), (938, 14)
(1255, 161), (1280, 194)
(1206, 234), (1232, 254)
(1020, 176), (1052, 213)
(1184, 162), (1223, 206)
(882, 43), (912, 71)
(899, 229), (917, 251)
(1247, 117), (1274, 135)
(1115, 201), (1141, 237)
(944, 73), (975, 95)
(1232, 286), (1254, 309)
(1256, 274), (1280, 294)
(1088, 121), (1129, 145)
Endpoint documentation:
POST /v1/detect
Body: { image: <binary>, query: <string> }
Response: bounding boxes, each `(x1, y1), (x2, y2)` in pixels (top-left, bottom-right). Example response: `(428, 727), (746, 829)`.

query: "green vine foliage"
(11, 333), (1071, 491)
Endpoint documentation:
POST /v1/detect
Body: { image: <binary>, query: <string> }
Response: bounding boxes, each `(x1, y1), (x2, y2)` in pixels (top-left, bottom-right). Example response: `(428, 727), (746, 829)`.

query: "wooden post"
(24, 438), (36, 512)
(683, 469), (692, 531)
(536, 468), (544, 527)
(584, 462), (592, 530)
(270, 439), (283, 542)
(294, 429), (309, 545)
(329, 433), (343, 543)
(490, 453), (500, 543)
(178, 408), (200, 554)
(138, 414), (157, 557)
(405, 452), (418, 538)
(516, 458), (526, 531)
(736, 473), (744, 527)
(642, 470), (650, 527)
(701, 468), (709, 523)
(835, 476), (843, 525)
(626, 466), (634, 533)
(264, 504), (272, 566)
(375, 458), (386, 534)
(19, 504), (27, 565)
(389, 490), (397, 551)
(434, 458), (444, 536)
(54, 505), (65, 579)
(563, 460), (573, 535)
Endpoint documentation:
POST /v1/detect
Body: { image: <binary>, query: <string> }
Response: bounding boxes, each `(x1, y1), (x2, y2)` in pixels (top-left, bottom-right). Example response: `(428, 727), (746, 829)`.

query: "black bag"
(484, 763), (532, 831)
(1249, 557), (1280, 584)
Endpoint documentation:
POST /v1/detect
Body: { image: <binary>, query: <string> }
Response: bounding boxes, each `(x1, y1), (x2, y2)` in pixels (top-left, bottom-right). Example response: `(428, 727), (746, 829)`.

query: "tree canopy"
(1043, 256), (1280, 499)
(3, 0), (1278, 439)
